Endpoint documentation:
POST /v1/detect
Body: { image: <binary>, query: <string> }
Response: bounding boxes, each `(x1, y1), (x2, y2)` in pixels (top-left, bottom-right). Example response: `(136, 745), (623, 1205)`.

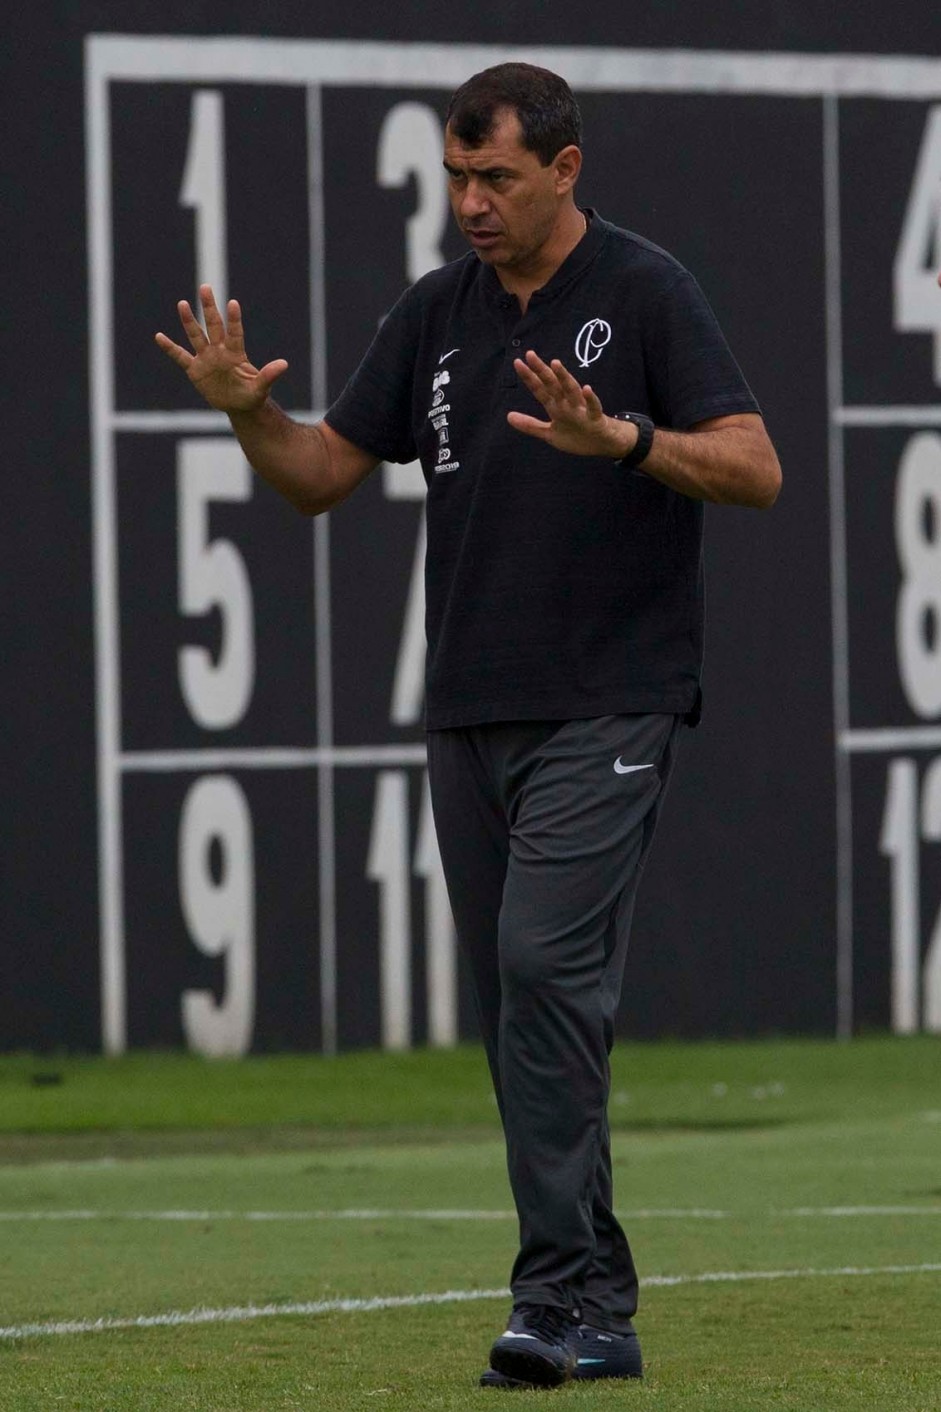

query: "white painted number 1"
(180, 89), (228, 313)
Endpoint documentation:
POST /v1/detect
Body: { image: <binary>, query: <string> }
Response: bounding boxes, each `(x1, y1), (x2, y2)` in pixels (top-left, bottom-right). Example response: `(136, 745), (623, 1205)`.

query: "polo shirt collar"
(478, 208), (607, 306)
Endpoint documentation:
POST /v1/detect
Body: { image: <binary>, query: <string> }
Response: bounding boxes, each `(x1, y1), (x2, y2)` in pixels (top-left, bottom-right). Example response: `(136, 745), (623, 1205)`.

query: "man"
(157, 63), (781, 1390)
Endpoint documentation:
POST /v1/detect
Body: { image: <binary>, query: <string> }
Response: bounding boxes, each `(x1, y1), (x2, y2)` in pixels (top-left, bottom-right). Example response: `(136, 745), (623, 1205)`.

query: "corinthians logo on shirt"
(575, 318), (612, 368)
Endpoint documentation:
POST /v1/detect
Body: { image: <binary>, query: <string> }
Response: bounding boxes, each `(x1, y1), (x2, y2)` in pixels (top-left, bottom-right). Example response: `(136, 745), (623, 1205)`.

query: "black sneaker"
(572, 1321), (643, 1379)
(478, 1368), (537, 1390)
(488, 1304), (577, 1387)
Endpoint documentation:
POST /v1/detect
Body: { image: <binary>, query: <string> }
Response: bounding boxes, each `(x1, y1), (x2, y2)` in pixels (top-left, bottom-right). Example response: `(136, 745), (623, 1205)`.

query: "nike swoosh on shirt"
(499, 1330), (539, 1341)
(438, 348), (460, 363)
(613, 759), (655, 775)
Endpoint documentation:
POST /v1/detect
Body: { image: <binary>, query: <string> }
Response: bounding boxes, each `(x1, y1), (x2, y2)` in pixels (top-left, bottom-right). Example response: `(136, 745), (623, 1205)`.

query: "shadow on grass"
(0, 1116), (799, 1166)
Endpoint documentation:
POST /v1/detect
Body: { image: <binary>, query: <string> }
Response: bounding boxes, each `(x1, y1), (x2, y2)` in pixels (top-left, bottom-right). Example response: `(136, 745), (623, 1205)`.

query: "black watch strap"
(613, 412), (655, 469)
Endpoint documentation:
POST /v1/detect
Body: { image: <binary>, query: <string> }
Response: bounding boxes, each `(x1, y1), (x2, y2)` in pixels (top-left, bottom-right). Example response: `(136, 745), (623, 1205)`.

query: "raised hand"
(154, 285), (289, 414)
(508, 350), (632, 459)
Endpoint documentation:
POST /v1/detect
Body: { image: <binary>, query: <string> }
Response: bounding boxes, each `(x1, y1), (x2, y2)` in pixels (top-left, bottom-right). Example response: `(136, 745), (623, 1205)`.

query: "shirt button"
(511, 338), (521, 347)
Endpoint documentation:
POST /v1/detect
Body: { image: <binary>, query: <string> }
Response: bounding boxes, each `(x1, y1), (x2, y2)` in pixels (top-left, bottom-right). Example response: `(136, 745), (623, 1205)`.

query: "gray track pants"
(426, 712), (681, 1330)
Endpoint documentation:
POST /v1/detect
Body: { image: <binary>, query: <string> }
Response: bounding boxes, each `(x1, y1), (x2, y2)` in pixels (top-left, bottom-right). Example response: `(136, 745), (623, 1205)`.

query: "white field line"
(2, 1263), (940, 1343)
(1, 1205), (940, 1222)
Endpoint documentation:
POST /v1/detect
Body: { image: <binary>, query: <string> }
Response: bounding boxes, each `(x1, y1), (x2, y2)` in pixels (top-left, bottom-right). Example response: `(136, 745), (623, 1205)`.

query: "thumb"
(507, 410), (553, 440)
(257, 358), (289, 392)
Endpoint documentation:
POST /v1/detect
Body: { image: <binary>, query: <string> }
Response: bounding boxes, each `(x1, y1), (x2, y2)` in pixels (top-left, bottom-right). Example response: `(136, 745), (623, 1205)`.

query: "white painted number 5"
(177, 438), (256, 729)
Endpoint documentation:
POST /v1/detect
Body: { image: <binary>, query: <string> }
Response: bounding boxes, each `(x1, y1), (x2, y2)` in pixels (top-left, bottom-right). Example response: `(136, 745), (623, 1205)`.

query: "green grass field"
(0, 1036), (939, 1410)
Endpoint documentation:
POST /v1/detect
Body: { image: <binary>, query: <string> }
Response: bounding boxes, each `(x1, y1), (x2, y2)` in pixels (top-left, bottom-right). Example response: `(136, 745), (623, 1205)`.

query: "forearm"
(611, 416), (782, 509)
(228, 400), (341, 515)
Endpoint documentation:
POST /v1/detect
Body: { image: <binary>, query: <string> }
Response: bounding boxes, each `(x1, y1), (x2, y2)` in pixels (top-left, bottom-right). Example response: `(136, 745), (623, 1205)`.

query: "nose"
(458, 177), (491, 222)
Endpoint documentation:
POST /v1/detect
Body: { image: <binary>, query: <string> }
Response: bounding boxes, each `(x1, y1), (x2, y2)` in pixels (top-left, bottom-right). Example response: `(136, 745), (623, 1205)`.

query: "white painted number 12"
(880, 759), (941, 1032)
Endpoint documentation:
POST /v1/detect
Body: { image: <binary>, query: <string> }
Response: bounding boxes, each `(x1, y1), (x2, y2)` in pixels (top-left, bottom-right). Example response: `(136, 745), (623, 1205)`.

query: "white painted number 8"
(896, 432), (941, 718)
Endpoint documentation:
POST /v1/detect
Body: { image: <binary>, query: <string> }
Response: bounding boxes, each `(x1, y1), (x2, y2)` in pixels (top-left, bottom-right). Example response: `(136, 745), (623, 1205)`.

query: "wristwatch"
(612, 412), (655, 469)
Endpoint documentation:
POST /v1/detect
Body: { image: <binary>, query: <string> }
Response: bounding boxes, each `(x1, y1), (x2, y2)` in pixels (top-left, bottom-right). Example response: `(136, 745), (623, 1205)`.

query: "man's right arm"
(227, 401), (380, 516)
(155, 284), (380, 516)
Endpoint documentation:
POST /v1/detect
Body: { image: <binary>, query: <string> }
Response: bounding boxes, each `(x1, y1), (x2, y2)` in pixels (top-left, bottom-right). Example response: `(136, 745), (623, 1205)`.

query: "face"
(443, 107), (579, 274)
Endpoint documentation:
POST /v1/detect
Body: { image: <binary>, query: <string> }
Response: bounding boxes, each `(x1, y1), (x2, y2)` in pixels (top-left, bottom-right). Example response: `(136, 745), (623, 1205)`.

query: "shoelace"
(519, 1304), (575, 1347)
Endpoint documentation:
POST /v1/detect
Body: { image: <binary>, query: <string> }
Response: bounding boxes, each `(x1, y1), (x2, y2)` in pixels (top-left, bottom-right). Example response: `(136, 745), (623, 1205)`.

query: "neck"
(496, 204), (587, 311)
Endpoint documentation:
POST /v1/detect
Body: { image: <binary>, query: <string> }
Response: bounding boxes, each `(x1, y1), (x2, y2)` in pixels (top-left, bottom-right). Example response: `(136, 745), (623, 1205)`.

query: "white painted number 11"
(367, 771), (457, 1050)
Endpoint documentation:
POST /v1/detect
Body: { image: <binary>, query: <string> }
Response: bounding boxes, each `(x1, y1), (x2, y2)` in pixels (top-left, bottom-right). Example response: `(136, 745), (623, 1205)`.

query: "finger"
(507, 410), (553, 439)
(154, 331), (194, 370)
(200, 285), (226, 342)
(523, 349), (560, 388)
(525, 353), (583, 409)
(582, 385), (605, 417)
(224, 298), (246, 352)
(256, 358), (290, 392)
(514, 357), (558, 404)
(513, 355), (543, 386)
(549, 358), (583, 394)
(177, 300), (208, 349)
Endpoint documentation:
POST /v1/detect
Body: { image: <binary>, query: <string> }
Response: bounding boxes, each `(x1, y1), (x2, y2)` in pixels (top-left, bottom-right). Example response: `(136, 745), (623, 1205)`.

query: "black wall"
(5, 3), (941, 1052)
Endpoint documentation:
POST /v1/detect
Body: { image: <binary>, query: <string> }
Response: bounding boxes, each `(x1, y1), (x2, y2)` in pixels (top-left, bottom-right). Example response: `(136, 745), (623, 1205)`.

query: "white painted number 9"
(179, 774), (256, 1056)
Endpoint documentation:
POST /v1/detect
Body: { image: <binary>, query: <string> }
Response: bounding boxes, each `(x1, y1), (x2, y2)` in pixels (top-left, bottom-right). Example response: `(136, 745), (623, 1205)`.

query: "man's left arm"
(619, 411), (781, 508)
(510, 351), (781, 510)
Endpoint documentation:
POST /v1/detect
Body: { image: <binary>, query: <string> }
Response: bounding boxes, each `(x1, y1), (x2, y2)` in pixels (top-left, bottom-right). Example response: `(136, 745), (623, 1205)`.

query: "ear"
(552, 144), (582, 195)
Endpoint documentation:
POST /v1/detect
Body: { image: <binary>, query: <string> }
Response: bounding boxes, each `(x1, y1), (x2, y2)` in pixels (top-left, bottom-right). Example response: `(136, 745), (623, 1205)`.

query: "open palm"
(155, 284), (288, 413)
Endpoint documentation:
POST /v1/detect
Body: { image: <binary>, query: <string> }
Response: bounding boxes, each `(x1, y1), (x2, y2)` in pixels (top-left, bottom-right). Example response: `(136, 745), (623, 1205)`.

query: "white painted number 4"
(894, 106), (941, 384)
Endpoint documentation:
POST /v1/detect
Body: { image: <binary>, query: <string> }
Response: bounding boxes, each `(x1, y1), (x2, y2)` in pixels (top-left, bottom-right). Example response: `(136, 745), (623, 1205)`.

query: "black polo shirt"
(326, 212), (759, 730)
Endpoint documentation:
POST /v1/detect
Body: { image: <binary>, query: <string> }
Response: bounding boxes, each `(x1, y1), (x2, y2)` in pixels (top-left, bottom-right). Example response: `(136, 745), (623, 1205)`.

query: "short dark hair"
(445, 63), (582, 166)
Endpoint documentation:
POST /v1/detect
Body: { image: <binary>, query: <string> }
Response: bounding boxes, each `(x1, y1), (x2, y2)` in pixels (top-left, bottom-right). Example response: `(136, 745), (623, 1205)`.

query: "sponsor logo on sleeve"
(428, 364), (460, 472)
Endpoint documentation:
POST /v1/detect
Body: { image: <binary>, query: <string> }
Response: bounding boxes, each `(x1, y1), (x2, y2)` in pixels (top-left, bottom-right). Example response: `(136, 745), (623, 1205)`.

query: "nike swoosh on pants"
(613, 759), (654, 775)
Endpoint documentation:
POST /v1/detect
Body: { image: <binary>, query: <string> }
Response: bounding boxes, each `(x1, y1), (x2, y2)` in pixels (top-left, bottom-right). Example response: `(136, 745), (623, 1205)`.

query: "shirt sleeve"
(648, 269), (761, 430)
(324, 286), (419, 464)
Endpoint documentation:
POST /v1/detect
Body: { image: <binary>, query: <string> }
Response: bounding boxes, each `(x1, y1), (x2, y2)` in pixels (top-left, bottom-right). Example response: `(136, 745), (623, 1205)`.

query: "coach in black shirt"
(157, 61), (781, 1391)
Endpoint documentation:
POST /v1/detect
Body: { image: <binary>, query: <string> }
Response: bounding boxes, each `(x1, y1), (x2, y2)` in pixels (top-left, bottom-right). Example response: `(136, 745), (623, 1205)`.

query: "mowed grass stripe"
(1, 1204), (940, 1220)
(1, 1263), (939, 1343)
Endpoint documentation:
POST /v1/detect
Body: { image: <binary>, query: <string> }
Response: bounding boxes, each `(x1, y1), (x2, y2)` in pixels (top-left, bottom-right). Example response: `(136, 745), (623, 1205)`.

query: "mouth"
(464, 228), (502, 249)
